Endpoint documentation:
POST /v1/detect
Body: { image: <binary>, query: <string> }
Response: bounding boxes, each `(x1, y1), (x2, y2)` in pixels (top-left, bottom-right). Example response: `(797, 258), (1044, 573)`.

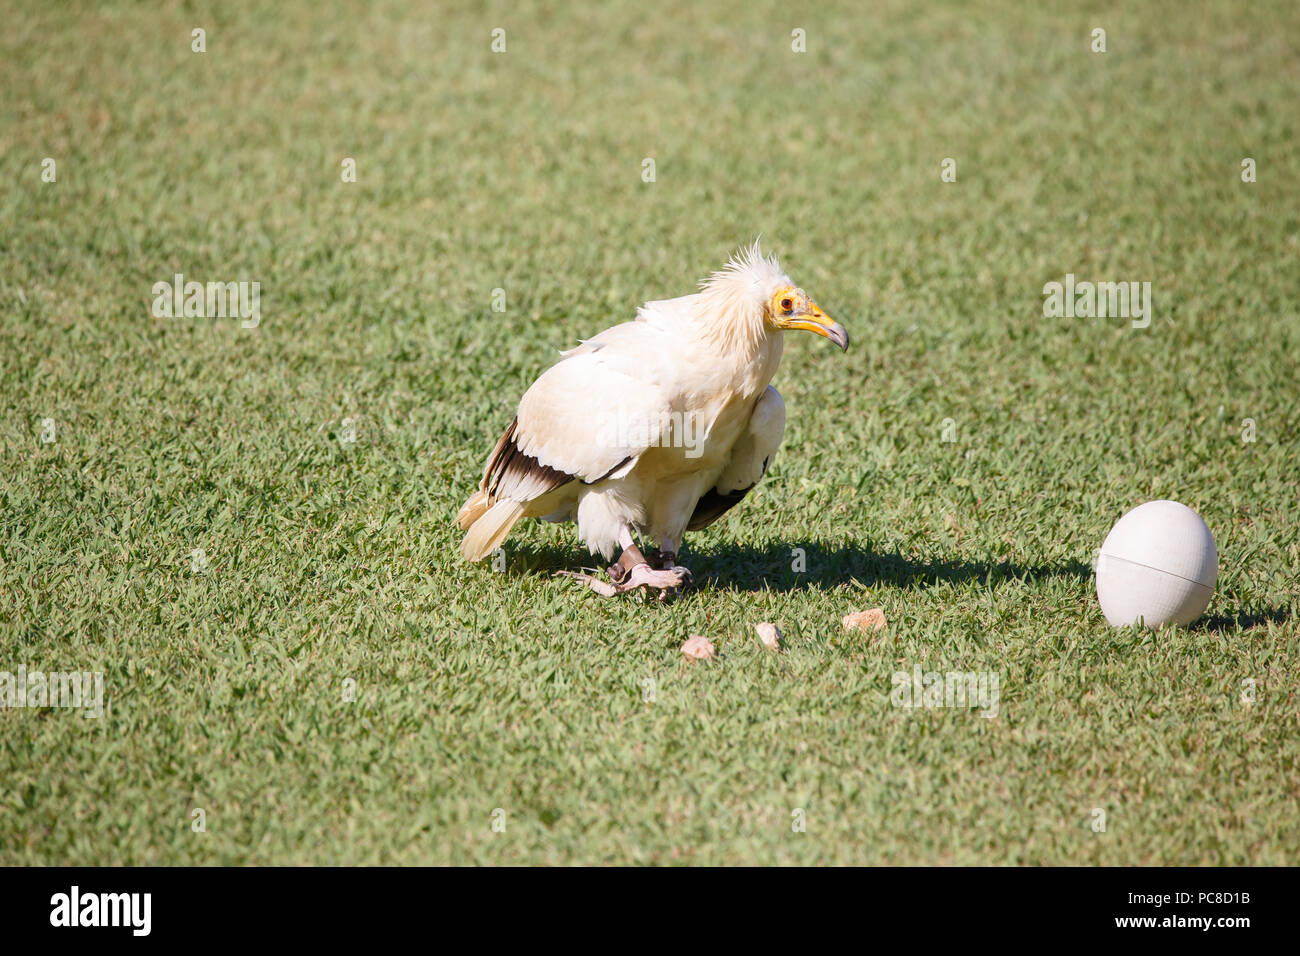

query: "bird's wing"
(480, 322), (677, 503)
(557, 295), (696, 358)
(687, 385), (785, 531)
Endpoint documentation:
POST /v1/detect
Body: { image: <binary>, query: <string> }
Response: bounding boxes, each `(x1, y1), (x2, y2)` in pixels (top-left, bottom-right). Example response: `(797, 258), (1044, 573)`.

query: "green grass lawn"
(1, 0), (1297, 865)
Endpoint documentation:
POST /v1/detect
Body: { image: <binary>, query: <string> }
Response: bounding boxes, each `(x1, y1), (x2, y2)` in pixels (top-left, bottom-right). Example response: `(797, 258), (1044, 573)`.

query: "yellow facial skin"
(769, 285), (849, 351)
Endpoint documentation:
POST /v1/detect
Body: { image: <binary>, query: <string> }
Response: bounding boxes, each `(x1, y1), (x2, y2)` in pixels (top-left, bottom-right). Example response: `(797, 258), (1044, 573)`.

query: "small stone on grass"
(754, 622), (781, 651)
(681, 635), (716, 660)
(842, 608), (887, 633)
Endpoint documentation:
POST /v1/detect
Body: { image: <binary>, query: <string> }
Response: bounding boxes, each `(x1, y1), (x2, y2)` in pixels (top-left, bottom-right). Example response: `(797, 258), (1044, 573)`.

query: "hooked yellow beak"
(778, 302), (849, 351)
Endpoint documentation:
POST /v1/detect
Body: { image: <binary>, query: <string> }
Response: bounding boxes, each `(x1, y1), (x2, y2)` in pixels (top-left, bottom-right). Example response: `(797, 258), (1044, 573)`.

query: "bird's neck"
(694, 289), (770, 358)
(692, 314), (784, 400)
(742, 332), (784, 398)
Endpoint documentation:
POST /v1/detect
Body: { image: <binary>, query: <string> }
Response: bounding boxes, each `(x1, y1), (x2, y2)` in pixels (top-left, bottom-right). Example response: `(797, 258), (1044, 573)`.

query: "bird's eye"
(780, 297), (794, 312)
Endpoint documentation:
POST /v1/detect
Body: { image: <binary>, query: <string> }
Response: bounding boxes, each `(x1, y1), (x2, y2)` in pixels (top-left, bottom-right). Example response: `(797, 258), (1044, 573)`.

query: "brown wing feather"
(481, 417), (577, 502)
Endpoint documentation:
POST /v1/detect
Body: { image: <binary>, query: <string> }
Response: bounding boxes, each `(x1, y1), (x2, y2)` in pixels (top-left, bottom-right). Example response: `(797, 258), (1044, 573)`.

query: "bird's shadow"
(508, 538), (1092, 594)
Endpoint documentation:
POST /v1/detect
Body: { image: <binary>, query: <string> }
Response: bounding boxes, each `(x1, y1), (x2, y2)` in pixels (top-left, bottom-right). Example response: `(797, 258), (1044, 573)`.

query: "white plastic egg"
(1095, 500), (1217, 628)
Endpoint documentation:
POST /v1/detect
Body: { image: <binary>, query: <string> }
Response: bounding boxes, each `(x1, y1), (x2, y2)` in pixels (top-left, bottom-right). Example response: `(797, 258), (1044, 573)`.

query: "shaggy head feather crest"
(697, 240), (791, 353)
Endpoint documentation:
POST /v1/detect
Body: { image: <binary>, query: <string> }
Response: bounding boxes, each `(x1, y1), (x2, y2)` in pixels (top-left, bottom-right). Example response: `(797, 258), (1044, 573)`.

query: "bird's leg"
(606, 537), (648, 585)
(556, 527), (688, 598)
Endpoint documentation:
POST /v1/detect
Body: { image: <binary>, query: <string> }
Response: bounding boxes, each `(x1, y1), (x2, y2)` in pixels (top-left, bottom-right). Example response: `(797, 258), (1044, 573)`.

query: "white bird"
(456, 242), (849, 597)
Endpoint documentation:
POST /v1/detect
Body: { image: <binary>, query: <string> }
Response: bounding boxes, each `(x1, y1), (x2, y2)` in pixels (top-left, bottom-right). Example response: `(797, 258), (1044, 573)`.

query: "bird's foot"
(555, 564), (689, 600)
(621, 562), (691, 599)
(556, 544), (691, 600)
(611, 544), (691, 599)
(644, 548), (694, 585)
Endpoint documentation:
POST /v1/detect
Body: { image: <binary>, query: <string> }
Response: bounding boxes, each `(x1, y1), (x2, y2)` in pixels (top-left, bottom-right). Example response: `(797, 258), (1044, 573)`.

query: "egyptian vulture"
(457, 242), (848, 597)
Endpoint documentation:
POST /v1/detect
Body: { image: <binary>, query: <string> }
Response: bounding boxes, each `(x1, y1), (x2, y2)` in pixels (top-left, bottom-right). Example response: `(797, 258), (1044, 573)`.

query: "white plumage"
(457, 242), (848, 596)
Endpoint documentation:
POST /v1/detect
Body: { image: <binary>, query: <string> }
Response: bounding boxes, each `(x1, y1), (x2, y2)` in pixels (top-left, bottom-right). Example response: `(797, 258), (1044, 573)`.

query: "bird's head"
(764, 283), (849, 351)
(700, 241), (849, 353)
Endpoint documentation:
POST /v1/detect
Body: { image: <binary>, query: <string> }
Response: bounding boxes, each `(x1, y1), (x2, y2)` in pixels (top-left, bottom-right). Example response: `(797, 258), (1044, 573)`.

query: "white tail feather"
(460, 499), (526, 562)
